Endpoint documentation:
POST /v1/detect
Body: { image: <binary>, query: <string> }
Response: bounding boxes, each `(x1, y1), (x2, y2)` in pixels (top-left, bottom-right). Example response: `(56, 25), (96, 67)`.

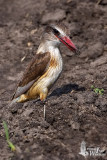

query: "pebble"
(70, 120), (80, 130)
(23, 108), (33, 117)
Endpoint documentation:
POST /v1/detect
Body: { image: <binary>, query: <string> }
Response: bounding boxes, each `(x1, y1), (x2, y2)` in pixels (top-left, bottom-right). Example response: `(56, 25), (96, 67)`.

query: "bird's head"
(42, 24), (77, 53)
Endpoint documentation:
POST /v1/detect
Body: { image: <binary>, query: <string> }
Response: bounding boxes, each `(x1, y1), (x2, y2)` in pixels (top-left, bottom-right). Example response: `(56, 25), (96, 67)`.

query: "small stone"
(23, 108), (33, 117)
(70, 120), (80, 130)
(27, 42), (32, 47)
(31, 29), (37, 35)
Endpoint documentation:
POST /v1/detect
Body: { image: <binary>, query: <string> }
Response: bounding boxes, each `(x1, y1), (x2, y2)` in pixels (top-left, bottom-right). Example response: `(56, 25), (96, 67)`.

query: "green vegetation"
(3, 121), (16, 151)
(91, 85), (104, 95)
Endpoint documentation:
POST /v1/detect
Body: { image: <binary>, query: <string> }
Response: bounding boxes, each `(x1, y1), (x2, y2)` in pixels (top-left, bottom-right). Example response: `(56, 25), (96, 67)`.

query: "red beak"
(57, 36), (77, 53)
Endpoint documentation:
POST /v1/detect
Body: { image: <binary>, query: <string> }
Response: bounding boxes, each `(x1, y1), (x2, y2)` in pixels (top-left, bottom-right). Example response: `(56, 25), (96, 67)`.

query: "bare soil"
(0, 0), (107, 160)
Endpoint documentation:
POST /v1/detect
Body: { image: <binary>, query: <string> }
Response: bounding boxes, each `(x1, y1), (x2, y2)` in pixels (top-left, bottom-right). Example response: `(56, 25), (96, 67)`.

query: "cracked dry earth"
(0, 0), (107, 160)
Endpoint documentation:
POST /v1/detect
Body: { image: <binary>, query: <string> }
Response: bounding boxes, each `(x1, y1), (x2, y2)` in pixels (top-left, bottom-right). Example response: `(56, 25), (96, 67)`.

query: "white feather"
(38, 44), (63, 90)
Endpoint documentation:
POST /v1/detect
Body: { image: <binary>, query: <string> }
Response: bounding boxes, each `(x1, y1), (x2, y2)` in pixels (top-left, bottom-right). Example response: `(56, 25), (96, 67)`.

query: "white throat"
(37, 40), (60, 54)
(37, 41), (63, 71)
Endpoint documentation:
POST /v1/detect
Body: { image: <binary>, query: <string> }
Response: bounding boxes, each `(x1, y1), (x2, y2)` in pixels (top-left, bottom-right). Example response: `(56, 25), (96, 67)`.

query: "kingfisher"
(11, 24), (77, 119)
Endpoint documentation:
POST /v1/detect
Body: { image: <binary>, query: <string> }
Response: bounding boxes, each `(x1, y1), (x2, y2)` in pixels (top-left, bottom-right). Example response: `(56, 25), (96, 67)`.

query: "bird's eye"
(53, 28), (60, 35)
(70, 36), (72, 39)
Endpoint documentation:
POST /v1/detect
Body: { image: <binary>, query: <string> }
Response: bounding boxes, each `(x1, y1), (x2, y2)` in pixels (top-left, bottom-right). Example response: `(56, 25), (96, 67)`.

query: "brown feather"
(19, 52), (50, 86)
(12, 52), (50, 99)
(50, 57), (58, 68)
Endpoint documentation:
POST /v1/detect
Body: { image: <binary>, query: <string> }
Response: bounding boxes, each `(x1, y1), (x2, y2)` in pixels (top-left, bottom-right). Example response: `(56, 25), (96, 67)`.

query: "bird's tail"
(9, 97), (20, 106)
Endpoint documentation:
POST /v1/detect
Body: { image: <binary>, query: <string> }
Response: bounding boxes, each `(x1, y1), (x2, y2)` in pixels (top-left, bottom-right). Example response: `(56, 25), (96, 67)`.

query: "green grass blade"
(7, 140), (16, 151)
(3, 121), (16, 151)
(3, 121), (9, 141)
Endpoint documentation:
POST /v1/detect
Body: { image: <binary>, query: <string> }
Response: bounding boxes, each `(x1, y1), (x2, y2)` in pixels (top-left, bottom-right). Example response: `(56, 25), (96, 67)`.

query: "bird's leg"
(40, 89), (48, 121)
(43, 101), (46, 121)
(40, 100), (46, 121)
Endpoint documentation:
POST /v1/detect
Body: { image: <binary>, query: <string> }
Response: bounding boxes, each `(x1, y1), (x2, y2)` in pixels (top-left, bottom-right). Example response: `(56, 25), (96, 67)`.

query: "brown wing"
(12, 52), (50, 99)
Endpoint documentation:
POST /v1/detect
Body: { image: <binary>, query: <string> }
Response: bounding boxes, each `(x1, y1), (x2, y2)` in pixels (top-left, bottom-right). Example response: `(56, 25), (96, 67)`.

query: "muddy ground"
(0, 0), (107, 160)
